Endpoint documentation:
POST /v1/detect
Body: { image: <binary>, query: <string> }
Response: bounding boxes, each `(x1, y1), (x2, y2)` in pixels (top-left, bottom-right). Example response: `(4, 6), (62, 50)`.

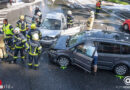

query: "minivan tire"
(57, 56), (70, 67)
(114, 64), (128, 75)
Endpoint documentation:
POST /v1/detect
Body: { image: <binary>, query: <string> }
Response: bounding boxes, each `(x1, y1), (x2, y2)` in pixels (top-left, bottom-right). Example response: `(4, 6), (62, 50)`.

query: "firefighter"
(86, 10), (95, 30)
(27, 24), (42, 41)
(1, 19), (14, 50)
(13, 27), (29, 64)
(16, 15), (29, 36)
(34, 6), (41, 16)
(32, 6), (42, 25)
(36, 11), (42, 27)
(67, 10), (74, 28)
(95, 0), (102, 18)
(27, 24), (42, 70)
(33, 12), (42, 27)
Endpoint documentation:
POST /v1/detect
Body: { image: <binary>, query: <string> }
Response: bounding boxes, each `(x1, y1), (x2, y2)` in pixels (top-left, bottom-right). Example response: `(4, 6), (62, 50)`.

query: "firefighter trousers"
(14, 48), (25, 60)
(28, 55), (39, 67)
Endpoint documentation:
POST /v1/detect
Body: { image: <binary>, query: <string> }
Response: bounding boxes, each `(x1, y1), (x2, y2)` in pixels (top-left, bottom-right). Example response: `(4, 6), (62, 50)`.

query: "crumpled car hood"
(40, 28), (61, 38)
(53, 36), (69, 50)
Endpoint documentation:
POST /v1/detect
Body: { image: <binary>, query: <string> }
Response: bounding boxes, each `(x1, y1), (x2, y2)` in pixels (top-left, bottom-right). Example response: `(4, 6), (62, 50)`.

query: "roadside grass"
(104, 0), (130, 5)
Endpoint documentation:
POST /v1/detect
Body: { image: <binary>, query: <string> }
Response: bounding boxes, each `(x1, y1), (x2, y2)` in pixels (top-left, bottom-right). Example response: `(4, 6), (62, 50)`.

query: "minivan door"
(72, 43), (96, 73)
(94, 41), (121, 69)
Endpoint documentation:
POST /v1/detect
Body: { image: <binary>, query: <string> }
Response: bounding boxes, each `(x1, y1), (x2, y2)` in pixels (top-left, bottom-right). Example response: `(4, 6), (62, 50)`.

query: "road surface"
(0, 53), (126, 90)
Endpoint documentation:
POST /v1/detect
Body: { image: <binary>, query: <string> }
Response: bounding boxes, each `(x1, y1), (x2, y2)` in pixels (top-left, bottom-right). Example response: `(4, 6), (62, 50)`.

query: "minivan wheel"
(123, 24), (129, 31)
(57, 56), (70, 67)
(114, 64), (128, 75)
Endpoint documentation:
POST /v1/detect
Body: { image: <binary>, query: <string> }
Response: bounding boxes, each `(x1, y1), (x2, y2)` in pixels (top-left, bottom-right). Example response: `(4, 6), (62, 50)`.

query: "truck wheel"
(123, 24), (129, 31)
(114, 64), (128, 75)
(57, 56), (70, 67)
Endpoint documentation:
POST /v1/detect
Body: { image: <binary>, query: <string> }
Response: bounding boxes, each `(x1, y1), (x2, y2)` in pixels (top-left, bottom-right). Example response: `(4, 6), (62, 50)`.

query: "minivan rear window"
(121, 45), (130, 54)
(96, 42), (121, 54)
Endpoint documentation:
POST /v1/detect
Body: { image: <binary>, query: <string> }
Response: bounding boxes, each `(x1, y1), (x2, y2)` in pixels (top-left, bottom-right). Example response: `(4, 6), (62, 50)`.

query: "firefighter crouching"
(1, 19), (14, 51)
(13, 27), (29, 64)
(86, 10), (95, 30)
(95, 0), (102, 18)
(27, 24), (42, 70)
(16, 15), (29, 37)
(67, 10), (74, 28)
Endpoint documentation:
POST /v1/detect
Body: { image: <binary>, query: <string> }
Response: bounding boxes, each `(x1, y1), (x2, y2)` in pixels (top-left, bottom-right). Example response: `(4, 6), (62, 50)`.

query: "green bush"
(105, 0), (129, 5)
(119, 1), (129, 5)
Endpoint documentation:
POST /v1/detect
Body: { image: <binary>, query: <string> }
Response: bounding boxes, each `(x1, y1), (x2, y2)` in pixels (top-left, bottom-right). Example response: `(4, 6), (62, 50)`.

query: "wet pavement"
(0, 53), (127, 90)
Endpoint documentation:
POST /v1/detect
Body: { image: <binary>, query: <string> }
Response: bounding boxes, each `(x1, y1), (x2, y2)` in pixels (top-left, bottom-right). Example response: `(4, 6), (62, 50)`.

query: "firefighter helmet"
(20, 15), (25, 20)
(36, 6), (39, 9)
(14, 27), (20, 34)
(31, 24), (36, 29)
(67, 10), (72, 15)
(90, 11), (94, 15)
(32, 33), (39, 41)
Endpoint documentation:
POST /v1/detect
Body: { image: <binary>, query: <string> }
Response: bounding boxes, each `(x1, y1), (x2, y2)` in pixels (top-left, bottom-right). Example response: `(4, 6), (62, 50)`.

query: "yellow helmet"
(20, 15), (25, 20)
(67, 10), (72, 15)
(31, 24), (36, 29)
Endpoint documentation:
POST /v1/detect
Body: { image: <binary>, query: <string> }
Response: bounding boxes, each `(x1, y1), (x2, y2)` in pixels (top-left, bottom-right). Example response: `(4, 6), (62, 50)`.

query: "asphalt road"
(0, 52), (128, 90)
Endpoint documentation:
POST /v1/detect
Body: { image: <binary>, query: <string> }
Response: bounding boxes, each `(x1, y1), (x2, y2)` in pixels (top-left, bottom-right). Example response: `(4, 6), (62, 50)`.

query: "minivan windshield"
(42, 18), (61, 30)
(67, 31), (86, 47)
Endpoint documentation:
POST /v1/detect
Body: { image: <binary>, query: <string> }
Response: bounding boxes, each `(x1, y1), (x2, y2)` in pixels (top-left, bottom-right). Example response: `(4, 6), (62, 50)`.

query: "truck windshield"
(67, 31), (86, 47)
(42, 18), (61, 30)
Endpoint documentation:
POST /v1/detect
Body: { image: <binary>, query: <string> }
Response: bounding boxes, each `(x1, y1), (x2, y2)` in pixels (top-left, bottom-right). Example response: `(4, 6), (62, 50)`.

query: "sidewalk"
(0, 0), (43, 29)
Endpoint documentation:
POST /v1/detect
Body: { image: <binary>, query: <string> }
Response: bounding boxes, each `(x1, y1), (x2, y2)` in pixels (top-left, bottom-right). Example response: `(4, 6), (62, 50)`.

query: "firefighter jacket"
(27, 29), (42, 41)
(28, 40), (42, 56)
(96, 1), (101, 9)
(16, 20), (28, 32)
(13, 33), (29, 49)
(86, 11), (95, 30)
(67, 15), (74, 25)
(2, 24), (14, 38)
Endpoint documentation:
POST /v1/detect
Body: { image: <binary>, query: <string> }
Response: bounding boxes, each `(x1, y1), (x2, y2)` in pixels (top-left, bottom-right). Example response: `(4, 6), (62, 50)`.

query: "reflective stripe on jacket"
(2, 24), (13, 36)
(17, 21), (27, 31)
(28, 41), (42, 56)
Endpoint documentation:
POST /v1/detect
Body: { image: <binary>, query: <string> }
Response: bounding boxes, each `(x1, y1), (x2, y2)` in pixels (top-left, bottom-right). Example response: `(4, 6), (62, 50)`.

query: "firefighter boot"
(13, 59), (17, 64)
(21, 59), (25, 64)
(34, 66), (39, 70)
(28, 65), (32, 69)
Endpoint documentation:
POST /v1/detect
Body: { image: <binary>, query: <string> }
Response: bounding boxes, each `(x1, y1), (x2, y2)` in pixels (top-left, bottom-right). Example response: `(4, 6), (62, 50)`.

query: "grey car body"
(48, 30), (130, 75)
(39, 12), (66, 47)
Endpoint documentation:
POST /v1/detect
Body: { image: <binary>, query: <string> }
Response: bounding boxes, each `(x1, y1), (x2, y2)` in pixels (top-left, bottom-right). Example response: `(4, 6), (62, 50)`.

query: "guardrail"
(0, 0), (9, 3)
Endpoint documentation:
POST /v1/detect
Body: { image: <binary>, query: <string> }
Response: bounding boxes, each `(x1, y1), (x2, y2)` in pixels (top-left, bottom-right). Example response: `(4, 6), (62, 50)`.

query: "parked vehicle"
(48, 30), (130, 75)
(123, 19), (130, 31)
(39, 12), (80, 47)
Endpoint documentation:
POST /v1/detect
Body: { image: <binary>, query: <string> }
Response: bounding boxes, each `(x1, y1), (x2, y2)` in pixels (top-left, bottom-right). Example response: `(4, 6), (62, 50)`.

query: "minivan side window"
(76, 43), (96, 57)
(121, 45), (130, 54)
(95, 42), (121, 54)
